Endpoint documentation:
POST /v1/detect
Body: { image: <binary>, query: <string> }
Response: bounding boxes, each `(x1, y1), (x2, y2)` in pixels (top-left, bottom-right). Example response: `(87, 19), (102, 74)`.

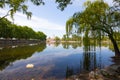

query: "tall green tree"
(35, 31), (46, 40)
(66, 0), (120, 56)
(0, 18), (12, 39)
(0, 18), (46, 40)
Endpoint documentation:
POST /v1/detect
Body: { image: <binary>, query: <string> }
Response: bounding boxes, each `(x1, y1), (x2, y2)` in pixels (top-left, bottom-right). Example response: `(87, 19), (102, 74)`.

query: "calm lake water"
(0, 42), (115, 80)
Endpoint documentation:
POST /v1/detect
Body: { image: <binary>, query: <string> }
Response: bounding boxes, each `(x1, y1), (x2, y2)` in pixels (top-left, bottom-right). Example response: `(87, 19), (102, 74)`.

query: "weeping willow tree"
(66, 0), (120, 56)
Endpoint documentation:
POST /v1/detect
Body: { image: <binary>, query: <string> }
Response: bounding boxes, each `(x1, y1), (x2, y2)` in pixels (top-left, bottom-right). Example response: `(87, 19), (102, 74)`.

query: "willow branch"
(0, 9), (12, 20)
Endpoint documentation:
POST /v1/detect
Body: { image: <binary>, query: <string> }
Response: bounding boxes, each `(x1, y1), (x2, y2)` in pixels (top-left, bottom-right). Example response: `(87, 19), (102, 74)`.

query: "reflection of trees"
(82, 52), (97, 71)
(82, 38), (103, 71)
(66, 66), (73, 78)
(62, 42), (69, 49)
(61, 42), (82, 49)
(65, 41), (106, 78)
(80, 51), (104, 72)
(66, 52), (104, 78)
(72, 43), (78, 49)
(0, 43), (46, 71)
(54, 42), (60, 47)
(65, 51), (105, 78)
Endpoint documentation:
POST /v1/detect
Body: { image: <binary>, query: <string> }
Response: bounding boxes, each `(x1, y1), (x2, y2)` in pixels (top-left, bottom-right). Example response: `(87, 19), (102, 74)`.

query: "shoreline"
(67, 64), (120, 80)
(0, 39), (46, 48)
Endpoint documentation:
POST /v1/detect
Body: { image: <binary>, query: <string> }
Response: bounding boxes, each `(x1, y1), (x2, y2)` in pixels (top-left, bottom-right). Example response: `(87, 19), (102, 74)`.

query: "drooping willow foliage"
(0, 0), (45, 20)
(66, 0), (120, 55)
(66, 0), (109, 41)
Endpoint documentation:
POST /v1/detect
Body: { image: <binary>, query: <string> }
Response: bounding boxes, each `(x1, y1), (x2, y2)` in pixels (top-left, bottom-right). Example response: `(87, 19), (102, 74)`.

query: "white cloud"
(14, 12), (64, 31)
(0, 9), (65, 38)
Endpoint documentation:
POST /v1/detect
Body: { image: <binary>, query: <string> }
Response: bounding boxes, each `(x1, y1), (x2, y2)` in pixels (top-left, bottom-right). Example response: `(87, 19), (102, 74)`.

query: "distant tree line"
(0, 18), (46, 40)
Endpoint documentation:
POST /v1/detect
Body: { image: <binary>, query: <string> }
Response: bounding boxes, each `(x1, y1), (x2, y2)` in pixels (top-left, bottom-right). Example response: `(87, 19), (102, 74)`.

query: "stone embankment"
(67, 64), (120, 80)
(0, 39), (45, 47)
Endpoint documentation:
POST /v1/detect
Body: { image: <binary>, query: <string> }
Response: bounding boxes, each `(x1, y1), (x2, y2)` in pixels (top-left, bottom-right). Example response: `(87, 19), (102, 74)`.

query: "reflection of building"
(46, 37), (57, 47)
(46, 37), (55, 44)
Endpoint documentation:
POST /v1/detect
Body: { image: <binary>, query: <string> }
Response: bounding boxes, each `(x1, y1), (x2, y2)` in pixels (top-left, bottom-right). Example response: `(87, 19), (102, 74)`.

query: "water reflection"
(65, 41), (105, 78)
(61, 42), (82, 49)
(0, 43), (46, 71)
(0, 42), (115, 79)
(66, 66), (73, 78)
(64, 40), (115, 78)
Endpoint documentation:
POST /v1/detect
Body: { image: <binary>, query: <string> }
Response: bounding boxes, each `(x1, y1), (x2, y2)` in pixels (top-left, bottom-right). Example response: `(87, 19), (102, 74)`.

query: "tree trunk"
(109, 35), (120, 57)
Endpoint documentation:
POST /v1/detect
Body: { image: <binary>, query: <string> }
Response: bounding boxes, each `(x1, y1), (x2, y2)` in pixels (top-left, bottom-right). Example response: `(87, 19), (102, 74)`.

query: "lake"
(0, 42), (115, 80)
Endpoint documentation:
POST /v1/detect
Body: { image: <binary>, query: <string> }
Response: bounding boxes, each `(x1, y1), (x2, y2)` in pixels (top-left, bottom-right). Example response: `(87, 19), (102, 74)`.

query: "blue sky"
(0, 0), (113, 38)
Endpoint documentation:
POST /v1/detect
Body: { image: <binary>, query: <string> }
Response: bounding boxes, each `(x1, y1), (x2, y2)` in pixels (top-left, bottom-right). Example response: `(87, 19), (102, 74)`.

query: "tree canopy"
(66, 0), (120, 56)
(0, 0), (119, 19)
(0, 18), (46, 40)
(0, 0), (45, 19)
(0, 0), (73, 20)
